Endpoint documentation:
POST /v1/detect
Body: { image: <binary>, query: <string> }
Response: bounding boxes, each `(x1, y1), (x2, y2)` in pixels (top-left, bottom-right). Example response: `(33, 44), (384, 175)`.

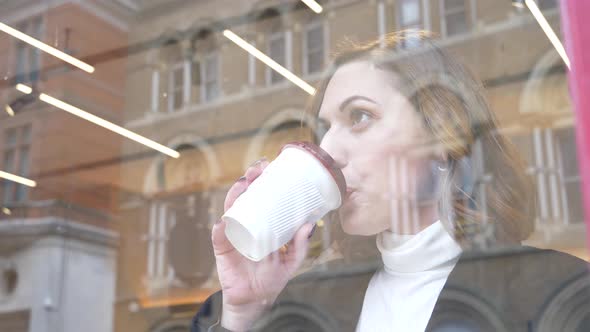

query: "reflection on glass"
(0, 1), (588, 332)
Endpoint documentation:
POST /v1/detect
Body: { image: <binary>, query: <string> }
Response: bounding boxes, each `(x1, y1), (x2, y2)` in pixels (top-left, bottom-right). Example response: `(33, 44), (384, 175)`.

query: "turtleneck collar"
(376, 220), (462, 274)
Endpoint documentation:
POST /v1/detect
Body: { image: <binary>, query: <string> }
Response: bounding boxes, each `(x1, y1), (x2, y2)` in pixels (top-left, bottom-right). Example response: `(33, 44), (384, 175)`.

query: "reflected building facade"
(0, 0), (587, 332)
(0, 1), (129, 331)
(116, 0), (588, 331)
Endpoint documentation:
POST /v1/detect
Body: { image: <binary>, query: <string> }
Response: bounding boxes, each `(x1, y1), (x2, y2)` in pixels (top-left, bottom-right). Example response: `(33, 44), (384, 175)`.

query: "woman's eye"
(350, 109), (372, 126)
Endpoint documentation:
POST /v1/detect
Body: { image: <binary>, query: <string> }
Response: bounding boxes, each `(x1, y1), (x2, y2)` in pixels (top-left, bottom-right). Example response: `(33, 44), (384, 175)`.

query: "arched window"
(145, 144), (216, 292)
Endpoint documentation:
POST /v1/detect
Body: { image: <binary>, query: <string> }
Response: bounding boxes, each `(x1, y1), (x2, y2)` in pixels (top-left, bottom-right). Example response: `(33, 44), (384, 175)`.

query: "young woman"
(192, 33), (590, 332)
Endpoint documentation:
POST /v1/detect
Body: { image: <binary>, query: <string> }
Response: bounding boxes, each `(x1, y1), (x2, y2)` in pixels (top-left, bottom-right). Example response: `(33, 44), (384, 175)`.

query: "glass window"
(2, 2), (590, 332)
(2, 125), (31, 204)
(400, 0), (421, 26)
(168, 64), (184, 112)
(555, 127), (583, 224)
(304, 23), (325, 75)
(3, 149), (15, 173)
(201, 54), (219, 102)
(538, 0), (558, 10)
(15, 43), (27, 84)
(5, 128), (17, 147)
(441, 0), (469, 37)
(268, 32), (287, 84)
(21, 124), (32, 143)
(14, 147), (30, 202)
(14, 17), (42, 84)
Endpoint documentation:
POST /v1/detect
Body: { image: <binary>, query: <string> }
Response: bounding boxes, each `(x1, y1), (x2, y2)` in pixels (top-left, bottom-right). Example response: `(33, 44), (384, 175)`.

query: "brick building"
(0, 1), (129, 331)
(114, 0), (588, 331)
(0, 0), (587, 331)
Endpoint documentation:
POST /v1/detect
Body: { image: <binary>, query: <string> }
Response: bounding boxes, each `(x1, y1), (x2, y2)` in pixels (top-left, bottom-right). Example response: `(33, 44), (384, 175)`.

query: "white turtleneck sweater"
(355, 221), (462, 332)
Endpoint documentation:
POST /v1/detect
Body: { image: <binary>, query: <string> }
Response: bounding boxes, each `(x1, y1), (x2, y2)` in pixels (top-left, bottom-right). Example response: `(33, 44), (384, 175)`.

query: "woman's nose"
(319, 130), (347, 169)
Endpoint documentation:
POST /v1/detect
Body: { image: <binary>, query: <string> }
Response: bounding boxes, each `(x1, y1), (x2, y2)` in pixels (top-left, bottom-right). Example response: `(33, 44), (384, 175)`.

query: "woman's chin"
(339, 207), (387, 236)
(340, 213), (375, 236)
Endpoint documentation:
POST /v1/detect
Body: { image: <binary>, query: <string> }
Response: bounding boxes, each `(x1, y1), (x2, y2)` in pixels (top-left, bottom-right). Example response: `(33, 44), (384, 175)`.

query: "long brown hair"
(307, 32), (534, 248)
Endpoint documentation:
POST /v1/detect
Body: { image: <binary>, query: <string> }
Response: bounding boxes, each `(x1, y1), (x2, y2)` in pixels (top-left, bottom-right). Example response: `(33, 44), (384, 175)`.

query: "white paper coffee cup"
(222, 142), (346, 261)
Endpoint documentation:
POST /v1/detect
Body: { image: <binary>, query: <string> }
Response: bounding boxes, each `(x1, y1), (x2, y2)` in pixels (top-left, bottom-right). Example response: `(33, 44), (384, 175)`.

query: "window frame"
(439, 0), (474, 38)
(167, 62), (185, 112)
(2, 124), (32, 205)
(200, 52), (221, 103)
(265, 30), (292, 86)
(302, 20), (328, 76)
(13, 16), (43, 84)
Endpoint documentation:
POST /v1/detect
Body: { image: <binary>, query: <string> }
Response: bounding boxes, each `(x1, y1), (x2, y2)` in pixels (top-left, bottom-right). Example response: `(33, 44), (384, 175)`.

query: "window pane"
(2, 182), (14, 205)
(509, 134), (535, 167)
(565, 182), (584, 224)
(270, 69), (283, 83)
(13, 146), (30, 201)
(538, 0), (558, 10)
(401, 0), (421, 26)
(21, 124), (32, 143)
(556, 128), (579, 177)
(29, 48), (41, 82)
(5, 128), (17, 147)
(15, 43), (27, 83)
(205, 81), (219, 101)
(169, 66), (184, 110)
(306, 25), (323, 51)
(269, 34), (286, 83)
(3, 150), (15, 172)
(203, 56), (219, 101)
(446, 11), (468, 36)
(445, 0), (465, 10)
(269, 36), (286, 66)
(205, 56), (218, 80)
(307, 50), (324, 74)
(306, 25), (324, 74)
(173, 90), (183, 109)
(173, 67), (183, 86)
(18, 147), (30, 176)
(14, 184), (27, 202)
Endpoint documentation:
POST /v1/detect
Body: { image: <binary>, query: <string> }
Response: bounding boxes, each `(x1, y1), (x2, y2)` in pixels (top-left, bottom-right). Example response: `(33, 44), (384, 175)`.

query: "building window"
(15, 17), (43, 84)
(555, 127), (583, 224)
(167, 63), (184, 112)
(248, 39), (257, 86)
(200, 53), (220, 102)
(537, 0), (558, 11)
(397, 0), (425, 48)
(303, 22), (325, 75)
(440, 0), (469, 37)
(267, 31), (290, 85)
(2, 124), (32, 205)
(509, 127), (584, 226)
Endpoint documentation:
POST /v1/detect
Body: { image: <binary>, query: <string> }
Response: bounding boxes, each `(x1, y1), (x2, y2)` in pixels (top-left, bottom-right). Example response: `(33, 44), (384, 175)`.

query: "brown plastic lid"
(281, 141), (347, 199)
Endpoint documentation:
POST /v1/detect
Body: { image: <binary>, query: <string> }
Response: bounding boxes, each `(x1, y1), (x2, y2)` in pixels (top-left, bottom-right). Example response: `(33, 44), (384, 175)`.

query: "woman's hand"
(212, 158), (315, 331)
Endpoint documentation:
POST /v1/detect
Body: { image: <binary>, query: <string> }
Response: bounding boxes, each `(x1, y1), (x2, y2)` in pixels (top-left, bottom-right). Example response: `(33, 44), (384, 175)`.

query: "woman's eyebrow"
(339, 95), (378, 111)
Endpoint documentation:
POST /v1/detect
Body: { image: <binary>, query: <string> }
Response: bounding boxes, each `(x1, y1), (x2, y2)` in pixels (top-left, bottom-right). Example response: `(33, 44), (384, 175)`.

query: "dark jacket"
(192, 246), (590, 332)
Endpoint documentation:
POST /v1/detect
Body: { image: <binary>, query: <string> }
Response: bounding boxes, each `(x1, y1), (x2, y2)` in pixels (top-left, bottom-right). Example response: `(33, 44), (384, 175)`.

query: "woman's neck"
(387, 202), (440, 235)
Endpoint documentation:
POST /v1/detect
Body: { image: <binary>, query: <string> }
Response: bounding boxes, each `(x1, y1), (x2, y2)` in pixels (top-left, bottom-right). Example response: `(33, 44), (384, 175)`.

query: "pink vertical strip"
(560, 0), (590, 254)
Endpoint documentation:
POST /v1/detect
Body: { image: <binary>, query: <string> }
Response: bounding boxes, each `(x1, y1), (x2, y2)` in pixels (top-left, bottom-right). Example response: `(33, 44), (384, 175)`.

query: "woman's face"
(318, 61), (439, 236)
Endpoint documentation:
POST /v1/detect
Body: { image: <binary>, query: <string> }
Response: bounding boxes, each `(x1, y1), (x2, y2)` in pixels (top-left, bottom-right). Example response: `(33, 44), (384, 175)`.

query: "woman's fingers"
(211, 219), (235, 256)
(244, 158), (269, 183)
(223, 158), (269, 212)
(283, 223), (315, 275)
(224, 177), (249, 212)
